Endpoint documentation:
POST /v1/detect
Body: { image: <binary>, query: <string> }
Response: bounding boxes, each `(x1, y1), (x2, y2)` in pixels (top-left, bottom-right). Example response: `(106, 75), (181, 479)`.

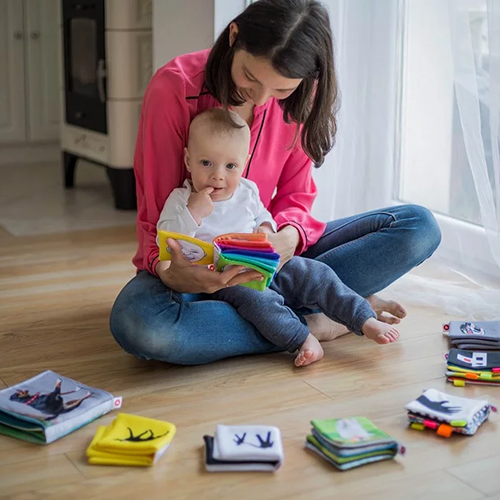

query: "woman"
(110, 0), (441, 365)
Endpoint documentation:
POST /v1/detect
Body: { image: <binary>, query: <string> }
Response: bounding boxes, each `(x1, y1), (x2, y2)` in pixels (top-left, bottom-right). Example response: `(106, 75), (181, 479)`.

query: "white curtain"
(315, 0), (500, 318)
(312, 0), (399, 221)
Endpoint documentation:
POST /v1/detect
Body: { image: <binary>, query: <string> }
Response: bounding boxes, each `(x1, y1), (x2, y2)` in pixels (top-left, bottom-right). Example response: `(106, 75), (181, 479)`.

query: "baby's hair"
(188, 107), (249, 144)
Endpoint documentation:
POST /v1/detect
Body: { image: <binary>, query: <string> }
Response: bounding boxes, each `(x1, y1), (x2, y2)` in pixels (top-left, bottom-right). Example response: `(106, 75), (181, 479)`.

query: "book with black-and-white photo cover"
(0, 370), (121, 444)
(444, 321), (500, 350)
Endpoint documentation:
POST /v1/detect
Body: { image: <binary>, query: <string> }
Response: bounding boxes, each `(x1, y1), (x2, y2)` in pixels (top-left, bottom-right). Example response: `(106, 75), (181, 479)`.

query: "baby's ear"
(184, 147), (191, 172)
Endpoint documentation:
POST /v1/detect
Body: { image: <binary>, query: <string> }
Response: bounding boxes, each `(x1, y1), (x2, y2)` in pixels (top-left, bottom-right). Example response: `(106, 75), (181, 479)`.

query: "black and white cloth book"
(405, 388), (490, 425)
(204, 424), (284, 472)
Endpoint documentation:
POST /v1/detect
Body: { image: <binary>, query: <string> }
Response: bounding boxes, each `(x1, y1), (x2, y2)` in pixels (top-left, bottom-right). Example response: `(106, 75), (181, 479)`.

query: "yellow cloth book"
(158, 230), (214, 265)
(87, 426), (155, 466)
(86, 414), (176, 466)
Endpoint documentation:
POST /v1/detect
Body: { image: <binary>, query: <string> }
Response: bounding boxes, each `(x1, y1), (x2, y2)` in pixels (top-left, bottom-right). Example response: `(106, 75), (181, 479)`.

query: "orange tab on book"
(437, 424), (453, 438)
(216, 233), (268, 242)
(214, 233), (273, 249)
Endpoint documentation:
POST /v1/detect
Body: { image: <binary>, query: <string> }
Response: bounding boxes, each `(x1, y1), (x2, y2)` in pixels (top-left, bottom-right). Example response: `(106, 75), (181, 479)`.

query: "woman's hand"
(256, 225), (300, 270)
(156, 238), (264, 293)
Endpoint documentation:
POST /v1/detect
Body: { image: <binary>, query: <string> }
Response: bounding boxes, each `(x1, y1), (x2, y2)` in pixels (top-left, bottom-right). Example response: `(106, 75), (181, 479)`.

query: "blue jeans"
(110, 205), (441, 365)
(213, 256), (376, 352)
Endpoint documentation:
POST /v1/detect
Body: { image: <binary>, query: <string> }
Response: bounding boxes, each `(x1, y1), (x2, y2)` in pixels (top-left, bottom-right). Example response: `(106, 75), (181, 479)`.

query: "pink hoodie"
(133, 50), (326, 275)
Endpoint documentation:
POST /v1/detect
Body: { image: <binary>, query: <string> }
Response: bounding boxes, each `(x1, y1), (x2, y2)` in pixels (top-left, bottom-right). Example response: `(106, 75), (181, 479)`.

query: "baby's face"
(185, 132), (249, 201)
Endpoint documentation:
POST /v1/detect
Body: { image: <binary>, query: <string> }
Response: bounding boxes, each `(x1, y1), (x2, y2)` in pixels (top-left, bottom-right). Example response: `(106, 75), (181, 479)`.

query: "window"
(395, 0), (493, 227)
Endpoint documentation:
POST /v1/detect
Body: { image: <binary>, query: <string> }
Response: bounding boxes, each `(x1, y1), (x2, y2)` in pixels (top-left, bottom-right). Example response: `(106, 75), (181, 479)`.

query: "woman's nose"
(251, 89), (270, 106)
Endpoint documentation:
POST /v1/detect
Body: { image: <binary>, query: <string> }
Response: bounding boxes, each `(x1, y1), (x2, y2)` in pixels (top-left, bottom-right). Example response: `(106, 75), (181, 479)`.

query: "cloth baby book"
(204, 424), (284, 472)
(443, 321), (500, 350)
(0, 370), (121, 444)
(86, 413), (176, 466)
(405, 388), (495, 437)
(446, 348), (500, 387)
(305, 417), (402, 471)
(158, 231), (280, 291)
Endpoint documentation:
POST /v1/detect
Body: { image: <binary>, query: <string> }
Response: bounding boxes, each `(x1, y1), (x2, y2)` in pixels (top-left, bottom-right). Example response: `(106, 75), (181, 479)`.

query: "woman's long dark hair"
(205, 0), (339, 166)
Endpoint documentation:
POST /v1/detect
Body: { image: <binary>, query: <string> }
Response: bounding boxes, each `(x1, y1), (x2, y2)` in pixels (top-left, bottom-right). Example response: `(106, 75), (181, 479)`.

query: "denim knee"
(110, 292), (182, 362)
(397, 204), (442, 265)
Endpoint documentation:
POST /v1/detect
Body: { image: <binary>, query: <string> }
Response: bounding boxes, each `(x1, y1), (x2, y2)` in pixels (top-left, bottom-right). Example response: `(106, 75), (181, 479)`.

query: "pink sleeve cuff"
(149, 254), (160, 277)
(276, 220), (308, 255)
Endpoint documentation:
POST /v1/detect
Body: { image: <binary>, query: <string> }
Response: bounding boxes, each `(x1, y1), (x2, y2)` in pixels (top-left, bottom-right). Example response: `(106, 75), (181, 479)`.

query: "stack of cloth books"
(86, 413), (176, 466)
(446, 348), (500, 386)
(405, 388), (495, 437)
(203, 424), (284, 471)
(305, 416), (403, 471)
(443, 321), (500, 350)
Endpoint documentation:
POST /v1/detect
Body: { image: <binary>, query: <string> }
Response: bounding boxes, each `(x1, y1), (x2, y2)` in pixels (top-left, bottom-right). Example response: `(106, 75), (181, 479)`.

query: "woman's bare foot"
(362, 317), (400, 344)
(367, 295), (407, 325)
(295, 333), (325, 367)
(304, 313), (350, 341)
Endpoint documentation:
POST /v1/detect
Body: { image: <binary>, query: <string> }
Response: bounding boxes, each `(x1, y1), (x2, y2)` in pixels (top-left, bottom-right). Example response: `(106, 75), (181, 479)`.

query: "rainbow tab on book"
(214, 233), (280, 291)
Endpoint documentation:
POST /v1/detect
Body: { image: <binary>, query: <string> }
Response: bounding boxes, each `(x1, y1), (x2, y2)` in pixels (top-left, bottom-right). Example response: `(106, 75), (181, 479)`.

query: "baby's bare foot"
(295, 333), (324, 367)
(362, 317), (400, 345)
(367, 295), (407, 324)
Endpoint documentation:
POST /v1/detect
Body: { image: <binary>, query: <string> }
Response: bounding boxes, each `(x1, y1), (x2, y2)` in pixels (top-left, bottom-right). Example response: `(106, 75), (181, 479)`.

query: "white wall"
(153, 0), (215, 71)
(214, 0), (246, 38)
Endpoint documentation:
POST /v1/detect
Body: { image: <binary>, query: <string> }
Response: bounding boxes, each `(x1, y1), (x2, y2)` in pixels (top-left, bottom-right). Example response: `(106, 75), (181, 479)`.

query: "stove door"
(62, 0), (107, 134)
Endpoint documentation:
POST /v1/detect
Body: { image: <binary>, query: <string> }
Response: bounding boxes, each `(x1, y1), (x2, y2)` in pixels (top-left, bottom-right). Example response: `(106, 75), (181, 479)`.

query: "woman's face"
(230, 24), (303, 107)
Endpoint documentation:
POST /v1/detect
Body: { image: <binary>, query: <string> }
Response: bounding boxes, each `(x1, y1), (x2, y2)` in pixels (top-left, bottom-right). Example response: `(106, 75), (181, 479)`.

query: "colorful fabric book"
(204, 424), (284, 472)
(446, 348), (500, 386)
(86, 413), (176, 466)
(405, 388), (495, 437)
(443, 321), (500, 350)
(305, 417), (402, 471)
(158, 231), (280, 291)
(0, 370), (121, 445)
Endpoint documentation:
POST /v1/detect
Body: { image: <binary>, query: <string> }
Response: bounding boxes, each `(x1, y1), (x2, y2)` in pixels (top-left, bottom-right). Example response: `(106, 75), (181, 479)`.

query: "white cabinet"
(25, 0), (60, 141)
(0, 0), (26, 143)
(0, 0), (60, 144)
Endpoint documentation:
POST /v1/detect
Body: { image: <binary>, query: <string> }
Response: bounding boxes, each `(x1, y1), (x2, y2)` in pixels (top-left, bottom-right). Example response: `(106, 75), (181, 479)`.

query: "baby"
(157, 108), (399, 367)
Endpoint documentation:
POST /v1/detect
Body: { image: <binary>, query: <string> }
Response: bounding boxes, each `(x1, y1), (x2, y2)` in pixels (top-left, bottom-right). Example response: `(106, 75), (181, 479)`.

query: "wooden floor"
(0, 224), (499, 500)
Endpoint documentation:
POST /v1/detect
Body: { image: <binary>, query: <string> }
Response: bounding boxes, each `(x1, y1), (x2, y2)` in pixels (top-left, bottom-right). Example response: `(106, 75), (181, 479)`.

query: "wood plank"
(447, 456), (500, 497)
(0, 225), (13, 241)
(0, 455), (83, 498)
(1, 461), (486, 500)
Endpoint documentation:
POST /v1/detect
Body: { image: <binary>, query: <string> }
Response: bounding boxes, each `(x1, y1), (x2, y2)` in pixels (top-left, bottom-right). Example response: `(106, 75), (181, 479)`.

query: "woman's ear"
(229, 22), (239, 47)
(184, 147), (191, 172)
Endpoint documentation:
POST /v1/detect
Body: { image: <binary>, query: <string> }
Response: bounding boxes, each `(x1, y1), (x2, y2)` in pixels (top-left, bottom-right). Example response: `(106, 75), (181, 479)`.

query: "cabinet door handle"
(30, 31), (40, 40)
(96, 59), (106, 103)
(13, 31), (24, 40)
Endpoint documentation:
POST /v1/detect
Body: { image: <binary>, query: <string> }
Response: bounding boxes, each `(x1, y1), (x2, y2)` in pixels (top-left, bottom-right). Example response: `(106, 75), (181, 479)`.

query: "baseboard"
(0, 142), (60, 166)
